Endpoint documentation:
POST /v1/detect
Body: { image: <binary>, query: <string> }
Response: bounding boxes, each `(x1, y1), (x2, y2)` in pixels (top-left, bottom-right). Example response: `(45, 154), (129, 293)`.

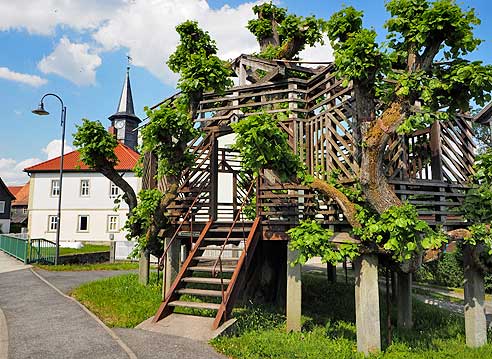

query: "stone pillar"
(327, 262), (337, 283)
(286, 248), (302, 332)
(109, 234), (116, 264)
(355, 254), (381, 355)
(397, 272), (413, 329)
(464, 246), (487, 348)
(138, 249), (150, 285)
(162, 238), (180, 299)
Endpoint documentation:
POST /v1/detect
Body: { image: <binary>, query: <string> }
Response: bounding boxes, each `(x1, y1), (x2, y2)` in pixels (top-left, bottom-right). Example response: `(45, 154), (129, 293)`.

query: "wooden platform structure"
(149, 55), (477, 329)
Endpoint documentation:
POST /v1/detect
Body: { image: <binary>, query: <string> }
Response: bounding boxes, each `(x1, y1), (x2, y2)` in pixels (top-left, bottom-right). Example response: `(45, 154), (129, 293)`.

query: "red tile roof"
(25, 143), (139, 173)
(8, 186), (23, 197)
(11, 182), (29, 206)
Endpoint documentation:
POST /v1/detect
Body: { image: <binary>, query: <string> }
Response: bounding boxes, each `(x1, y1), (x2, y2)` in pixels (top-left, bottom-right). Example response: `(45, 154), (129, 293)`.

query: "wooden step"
(182, 277), (231, 285)
(176, 288), (223, 297)
(194, 256), (239, 262)
(209, 227), (253, 232)
(168, 300), (221, 310)
(188, 266), (236, 273)
(203, 237), (243, 242)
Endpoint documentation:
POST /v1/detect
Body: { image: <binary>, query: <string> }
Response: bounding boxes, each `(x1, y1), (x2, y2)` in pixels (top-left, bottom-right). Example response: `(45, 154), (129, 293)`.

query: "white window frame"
(109, 182), (120, 199)
(50, 180), (60, 197)
(22, 207), (28, 214)
(0, 201), (4, 214)
(107, 215), (119, 232)
(77, 215), (90, 232)
(48, 215), (58, 232)
(80, 179), (90, 197)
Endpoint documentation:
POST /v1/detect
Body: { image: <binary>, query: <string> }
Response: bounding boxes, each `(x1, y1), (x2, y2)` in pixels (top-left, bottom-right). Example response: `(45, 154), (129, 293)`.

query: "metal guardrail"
(0, 234), (56, 265)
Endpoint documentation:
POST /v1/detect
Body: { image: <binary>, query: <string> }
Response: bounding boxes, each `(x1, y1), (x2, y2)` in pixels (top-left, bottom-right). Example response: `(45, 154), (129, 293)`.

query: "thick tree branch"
(308, 178), (361, 229)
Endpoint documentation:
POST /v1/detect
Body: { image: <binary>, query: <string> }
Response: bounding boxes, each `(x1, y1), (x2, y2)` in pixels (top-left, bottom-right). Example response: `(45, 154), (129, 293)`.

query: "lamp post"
(32, 94), (66, 265)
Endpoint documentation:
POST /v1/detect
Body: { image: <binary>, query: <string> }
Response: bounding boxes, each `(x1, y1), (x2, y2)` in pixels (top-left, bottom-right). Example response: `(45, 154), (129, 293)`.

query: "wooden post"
(327, 262), (337, 283)
(355, 254), (381, 355)
(397, 272), (413, 329)
(162, 237), (180, 299)
(209, 134), (219, 221)
(286, 247), (302, 332)
(464, 245), (487, 348)
(138, 249), (150, 285)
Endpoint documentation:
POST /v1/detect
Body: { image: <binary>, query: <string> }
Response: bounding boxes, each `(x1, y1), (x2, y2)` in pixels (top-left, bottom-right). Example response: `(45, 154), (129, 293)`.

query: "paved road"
(0, 254), (226, 359)
(0, 269), (130, 359)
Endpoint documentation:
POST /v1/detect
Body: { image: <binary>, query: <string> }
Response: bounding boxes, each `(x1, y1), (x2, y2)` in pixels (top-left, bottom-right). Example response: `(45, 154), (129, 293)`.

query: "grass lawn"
(35, 262), (139, 271)
(72, 273), (162, 327)
(70, 270), (492, 358)
(59, 244), (110, 256)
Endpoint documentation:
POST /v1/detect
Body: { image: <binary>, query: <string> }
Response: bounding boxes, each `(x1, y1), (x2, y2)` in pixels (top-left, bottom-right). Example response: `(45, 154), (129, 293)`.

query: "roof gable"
(0, 178), (15, 200)
(24, 143), (139, 173)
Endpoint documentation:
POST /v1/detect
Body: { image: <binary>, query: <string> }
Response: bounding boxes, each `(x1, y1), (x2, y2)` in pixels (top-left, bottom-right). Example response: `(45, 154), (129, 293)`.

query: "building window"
(109, 182), (120, 198)
(107, 215), (119, 232)
(80, 179), (90, 197)
(51, 180), (60, 197)
(78, 215), (89, 232)
(48, 215), (58, 232)
(0, 201), (5, 214)
(22, 208), (28, 214)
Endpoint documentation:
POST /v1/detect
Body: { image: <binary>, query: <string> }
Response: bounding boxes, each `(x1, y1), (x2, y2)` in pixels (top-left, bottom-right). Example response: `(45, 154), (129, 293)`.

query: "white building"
(25, 67), (142, 247)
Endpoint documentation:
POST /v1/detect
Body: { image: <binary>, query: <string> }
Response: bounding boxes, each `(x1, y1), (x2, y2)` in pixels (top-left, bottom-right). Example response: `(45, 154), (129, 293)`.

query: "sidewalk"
(0, 262), (226, 358)
(0, 251), (30, 274)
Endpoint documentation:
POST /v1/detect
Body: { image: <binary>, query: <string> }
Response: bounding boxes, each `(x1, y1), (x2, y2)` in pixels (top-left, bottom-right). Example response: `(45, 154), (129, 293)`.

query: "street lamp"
(32, 93), (67, 265)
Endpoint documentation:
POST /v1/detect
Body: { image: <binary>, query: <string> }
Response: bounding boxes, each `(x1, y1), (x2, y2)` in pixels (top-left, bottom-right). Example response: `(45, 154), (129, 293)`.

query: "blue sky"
(0, 0), (491, 185)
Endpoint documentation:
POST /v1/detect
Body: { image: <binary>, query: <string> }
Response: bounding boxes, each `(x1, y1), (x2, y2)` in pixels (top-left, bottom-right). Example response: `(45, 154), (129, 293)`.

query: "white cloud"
(0, 67), (47, 87)
(38, 37), (102, 86)
(0, 0), (124, 35)
(0, 157), (40, 185)
(0, 139), (73, 185)
(299, 35), (334, 64)
(92, 0), (261, 84)
(42, 139), (73, 159)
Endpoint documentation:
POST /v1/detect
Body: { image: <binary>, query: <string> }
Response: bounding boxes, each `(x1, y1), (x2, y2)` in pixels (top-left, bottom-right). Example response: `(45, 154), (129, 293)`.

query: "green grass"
(71, 273), (162, 327)
(69, 269), (492, 358)
(211, 272), (492, 359)
(59, 244), (110, 256)
(35, 262), (139, 271)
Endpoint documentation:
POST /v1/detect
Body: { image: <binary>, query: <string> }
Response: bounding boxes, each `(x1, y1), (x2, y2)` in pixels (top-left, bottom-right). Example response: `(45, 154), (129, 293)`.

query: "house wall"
(28, 171), (140, 243)
(0, 185), (12, 233)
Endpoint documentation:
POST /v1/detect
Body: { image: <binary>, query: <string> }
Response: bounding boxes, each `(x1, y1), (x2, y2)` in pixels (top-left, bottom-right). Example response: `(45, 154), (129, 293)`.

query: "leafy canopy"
(231, 113), (303, 182)
(73, 119), (119, 168)
(288, 219), (359, 266)
(353, 203), (447, 262)
(326, 0), (492, 133)
(462, 148), (492, 255)
(168, 20), (232, 103)
(140, 99), (200, 178)
(247, 3), (327, 60)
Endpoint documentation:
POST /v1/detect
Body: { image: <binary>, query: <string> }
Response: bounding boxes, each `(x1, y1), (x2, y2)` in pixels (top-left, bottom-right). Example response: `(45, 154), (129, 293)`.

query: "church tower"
(109, 67), (141, 150)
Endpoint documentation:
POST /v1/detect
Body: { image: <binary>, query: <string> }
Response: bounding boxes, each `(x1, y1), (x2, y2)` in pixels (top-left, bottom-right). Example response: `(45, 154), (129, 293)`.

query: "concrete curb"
(0, 306), (8, 359)
(30, 269), (137, 359)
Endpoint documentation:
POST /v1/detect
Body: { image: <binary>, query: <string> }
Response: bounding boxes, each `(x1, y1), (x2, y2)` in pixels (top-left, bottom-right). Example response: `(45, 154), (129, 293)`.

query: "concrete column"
(327, 262), (337, 283)
(138, 249), (150, 285)
(355, 254), (381, 355)
(286, 248), (302, 332)
(464, 246), (487, 348)
(397, 272), (413, 329)
(162, 238), (180, 299)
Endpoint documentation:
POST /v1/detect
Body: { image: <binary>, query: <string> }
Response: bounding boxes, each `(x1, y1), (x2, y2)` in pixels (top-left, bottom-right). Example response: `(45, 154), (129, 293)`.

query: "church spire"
(116, 66), (135, 116)
(109, 65), (141, 151)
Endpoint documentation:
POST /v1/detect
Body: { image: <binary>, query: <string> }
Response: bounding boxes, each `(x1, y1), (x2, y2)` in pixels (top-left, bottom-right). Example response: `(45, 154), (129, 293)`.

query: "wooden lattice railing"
(158, 59), (476, 232)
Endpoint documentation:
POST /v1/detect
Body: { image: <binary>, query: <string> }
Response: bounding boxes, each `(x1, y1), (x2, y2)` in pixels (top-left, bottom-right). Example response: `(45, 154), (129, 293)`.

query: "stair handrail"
(211, 179), (256, 295)
(158, 180), (209, 269)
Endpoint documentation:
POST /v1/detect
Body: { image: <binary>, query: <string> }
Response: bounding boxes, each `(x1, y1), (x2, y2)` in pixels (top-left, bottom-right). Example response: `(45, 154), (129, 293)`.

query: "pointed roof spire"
(116, 66), (135, 115)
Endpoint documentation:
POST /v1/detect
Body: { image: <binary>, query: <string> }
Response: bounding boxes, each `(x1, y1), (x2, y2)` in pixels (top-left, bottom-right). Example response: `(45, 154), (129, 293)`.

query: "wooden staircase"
(154, 217), (261, 329)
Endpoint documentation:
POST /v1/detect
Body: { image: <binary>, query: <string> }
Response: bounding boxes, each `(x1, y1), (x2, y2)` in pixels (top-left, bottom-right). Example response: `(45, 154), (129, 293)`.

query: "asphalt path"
(0, 252), (226, 359)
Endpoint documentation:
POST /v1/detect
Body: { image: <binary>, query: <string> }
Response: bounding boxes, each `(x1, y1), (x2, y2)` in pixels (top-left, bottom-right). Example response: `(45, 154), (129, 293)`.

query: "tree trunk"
(360, 101), (405, 214)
